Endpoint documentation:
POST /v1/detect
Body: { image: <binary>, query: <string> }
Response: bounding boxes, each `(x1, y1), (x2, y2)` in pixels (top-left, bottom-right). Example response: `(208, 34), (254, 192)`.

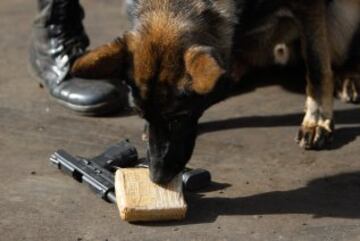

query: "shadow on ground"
(140, 171), (360, 226)
(186, 171), (360, 224)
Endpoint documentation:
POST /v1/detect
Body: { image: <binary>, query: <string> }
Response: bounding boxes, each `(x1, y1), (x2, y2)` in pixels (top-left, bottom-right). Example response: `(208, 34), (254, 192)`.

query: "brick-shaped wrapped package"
(115, 168), (187, 222)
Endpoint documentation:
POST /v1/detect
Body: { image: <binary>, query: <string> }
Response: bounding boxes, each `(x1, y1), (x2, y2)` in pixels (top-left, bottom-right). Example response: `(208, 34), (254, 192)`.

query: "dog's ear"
(184, 46), (225, 95)
(71, 38), (127, 79)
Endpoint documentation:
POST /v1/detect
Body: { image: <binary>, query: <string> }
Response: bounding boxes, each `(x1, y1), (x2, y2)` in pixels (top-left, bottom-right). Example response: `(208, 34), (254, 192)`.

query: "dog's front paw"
(296, 120), (334, 150)
(336, 75), (360, 104)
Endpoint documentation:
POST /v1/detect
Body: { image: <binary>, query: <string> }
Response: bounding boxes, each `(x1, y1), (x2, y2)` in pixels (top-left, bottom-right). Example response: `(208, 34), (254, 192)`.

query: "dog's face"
(72, 31), (225, 184)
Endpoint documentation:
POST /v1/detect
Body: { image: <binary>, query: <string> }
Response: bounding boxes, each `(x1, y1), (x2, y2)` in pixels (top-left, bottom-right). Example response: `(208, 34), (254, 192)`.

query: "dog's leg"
(336, 28), (360, 103)
(336, 65), (360, 103)
(296, 3), (335, 149)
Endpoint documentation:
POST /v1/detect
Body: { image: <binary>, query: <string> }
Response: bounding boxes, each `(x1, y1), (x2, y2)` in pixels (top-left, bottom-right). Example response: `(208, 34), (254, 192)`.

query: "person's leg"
(30, 0), (125, 115)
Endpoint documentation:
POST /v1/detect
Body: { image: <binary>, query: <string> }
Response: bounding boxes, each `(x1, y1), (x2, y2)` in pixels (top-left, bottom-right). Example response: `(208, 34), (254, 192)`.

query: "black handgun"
(50, 140), (138, 203)
(51, 150), (117, 203)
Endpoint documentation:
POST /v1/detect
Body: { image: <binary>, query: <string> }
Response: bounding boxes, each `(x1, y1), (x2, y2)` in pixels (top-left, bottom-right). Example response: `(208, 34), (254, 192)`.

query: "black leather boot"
(30, 0), (125, 115)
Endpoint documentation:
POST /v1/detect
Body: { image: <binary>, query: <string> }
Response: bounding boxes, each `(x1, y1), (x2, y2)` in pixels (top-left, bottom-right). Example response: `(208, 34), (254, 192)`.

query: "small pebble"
(173, 228), (179, 232)
(31, 171), (37, 175)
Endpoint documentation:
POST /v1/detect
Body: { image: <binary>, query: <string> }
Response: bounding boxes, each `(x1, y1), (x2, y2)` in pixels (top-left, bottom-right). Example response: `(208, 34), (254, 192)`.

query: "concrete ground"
(1, 1), (360, 241)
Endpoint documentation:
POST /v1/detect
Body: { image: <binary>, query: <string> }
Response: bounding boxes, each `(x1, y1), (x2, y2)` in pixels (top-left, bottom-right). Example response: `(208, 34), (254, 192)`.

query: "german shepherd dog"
(71, 0), (360, 184)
